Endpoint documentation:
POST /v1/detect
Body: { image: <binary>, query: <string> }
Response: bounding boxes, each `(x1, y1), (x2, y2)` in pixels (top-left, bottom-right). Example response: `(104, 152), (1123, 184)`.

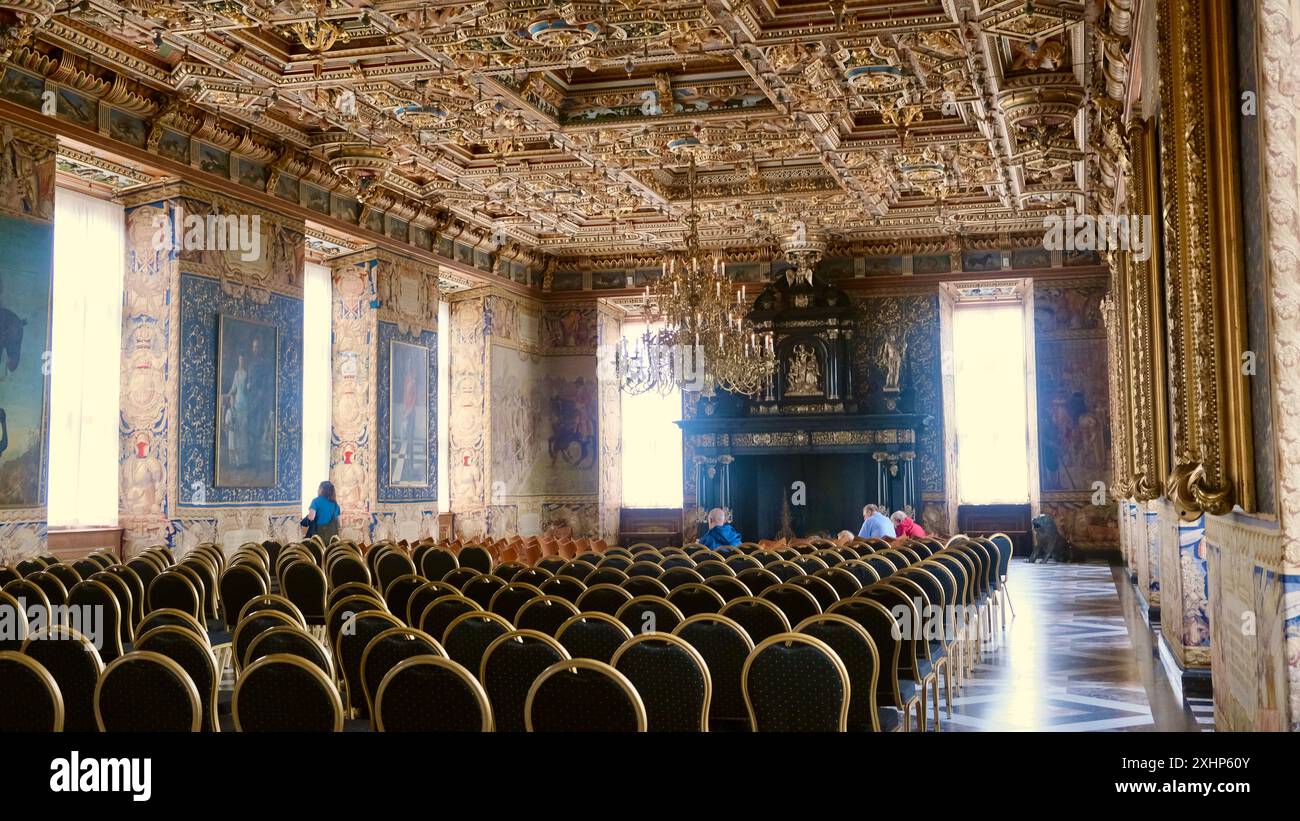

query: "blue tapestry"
(0, 217), (52, 509)
(376, 320), (437, 502)
(178, 272), (302, 506)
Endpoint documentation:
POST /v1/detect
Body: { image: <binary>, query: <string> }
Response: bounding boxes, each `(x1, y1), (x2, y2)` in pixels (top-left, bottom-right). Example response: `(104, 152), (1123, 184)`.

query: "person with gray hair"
(890, 509), (927, 539)
(857, 503), (896, 539)
(699, 507), (743, 550)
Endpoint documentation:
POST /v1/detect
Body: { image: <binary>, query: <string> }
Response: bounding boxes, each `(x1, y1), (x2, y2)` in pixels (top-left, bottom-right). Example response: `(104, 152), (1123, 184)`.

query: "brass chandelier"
(616, 158), (775, 397)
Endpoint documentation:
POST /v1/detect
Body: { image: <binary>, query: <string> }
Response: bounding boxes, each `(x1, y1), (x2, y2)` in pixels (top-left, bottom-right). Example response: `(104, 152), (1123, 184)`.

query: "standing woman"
(304, 481), (341, 543)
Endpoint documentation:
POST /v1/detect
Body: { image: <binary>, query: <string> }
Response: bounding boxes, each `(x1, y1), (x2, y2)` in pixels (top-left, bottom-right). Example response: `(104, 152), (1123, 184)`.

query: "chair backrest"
(21, 626), (105, 732)
(66, 579), (124, 662)
(404, 581), (458, 626)
(574, 583), (632, 616)
(375, 551), (417, 593)
(989, 533), (1014, 580)
(360, 627), (445, 723)
(457, 545), (494, 574)
(480, 630), (569, 732)
(95, 650), (201, 732)
(281, 561), (328, 625)
(327, 554), (371, 588)
(583, 567), (629, 587)
(218, 564), (268, 631)
(234, 654), (343, 732)
(441, 611), (514, 675)
(795, 613), (881, 731)
(615, 595), (685, 636)
(233, 610), (302, 673)
(672, 613), (754, 729)
(382, 574), (426, 625)
(488, 582), (545, 622)
(28, 571), (68, 608)
(525, 659), (647, 732)
(735, 567), (782, 594)
(660, 566), (707, 590)
(419, 548), (459, 581)
(0, 591), (29, 654)
(135, 625), (220, 732)
(666, 583), (727, 617)
(787, 574), (840, 611)
(538, 574), (587, 603)
(0, 651), (64, 731)
(556, 560), (596, 582)
(719, 597), (791, 646)
(147, 570), (202, 622)
(704, 575), (753, 602)
(334, 610), (405, 718)
(743, 633), (849, 732)
(826, 597), (907, 709)
(441, 567), (484, 589)
(612, 633), (711, 732)
(760, 583), (823, 627)
(245, 625), (334, 676)
(554, 612), (634, 663)
(239, 593), (308, 627)
(513, 595), (580, 635)
(137, 608), (208, 646)
(375, 656), (492, 732)
(621, 576), (671, 599)
(461, 574), (508, 610)
(105, 564), (147, 625)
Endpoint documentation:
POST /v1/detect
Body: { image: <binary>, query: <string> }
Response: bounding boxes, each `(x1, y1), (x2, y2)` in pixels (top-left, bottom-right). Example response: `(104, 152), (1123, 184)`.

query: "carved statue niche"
(748, 265), (857, 414)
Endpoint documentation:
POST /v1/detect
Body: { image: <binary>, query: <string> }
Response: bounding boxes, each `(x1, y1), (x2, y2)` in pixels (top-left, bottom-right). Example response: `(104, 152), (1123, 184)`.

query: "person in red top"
(891, 510), (927, 539)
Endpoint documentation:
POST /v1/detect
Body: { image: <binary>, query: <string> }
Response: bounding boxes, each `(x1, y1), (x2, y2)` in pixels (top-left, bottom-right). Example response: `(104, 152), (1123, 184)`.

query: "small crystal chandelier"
(616, 158), (775, 397)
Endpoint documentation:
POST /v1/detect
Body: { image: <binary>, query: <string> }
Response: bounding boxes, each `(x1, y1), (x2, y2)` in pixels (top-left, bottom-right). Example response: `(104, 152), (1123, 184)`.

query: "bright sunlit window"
(952, 303), (1031, 503)
(620, 320), (683, 508)
(437, 298), (450, 513)
(301, 261), (332, 514)
(48, 187), (125, 528)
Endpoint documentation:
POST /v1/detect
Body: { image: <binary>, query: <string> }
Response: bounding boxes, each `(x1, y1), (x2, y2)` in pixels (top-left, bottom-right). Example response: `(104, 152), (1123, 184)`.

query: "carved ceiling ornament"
(8, 0), (1106, 256)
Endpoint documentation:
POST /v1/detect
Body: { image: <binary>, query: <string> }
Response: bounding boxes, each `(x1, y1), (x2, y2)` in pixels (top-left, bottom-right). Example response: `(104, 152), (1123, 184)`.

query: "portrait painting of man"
(215, 315), (278, 487)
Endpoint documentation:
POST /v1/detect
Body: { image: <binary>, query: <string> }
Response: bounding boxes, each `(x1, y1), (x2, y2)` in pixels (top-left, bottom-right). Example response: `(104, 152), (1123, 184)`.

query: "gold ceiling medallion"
(290, 18), (350, 53)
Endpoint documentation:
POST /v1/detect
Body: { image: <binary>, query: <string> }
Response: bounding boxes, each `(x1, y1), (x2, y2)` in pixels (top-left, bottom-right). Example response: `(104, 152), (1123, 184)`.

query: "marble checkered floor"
(942, 561), (1207, 732)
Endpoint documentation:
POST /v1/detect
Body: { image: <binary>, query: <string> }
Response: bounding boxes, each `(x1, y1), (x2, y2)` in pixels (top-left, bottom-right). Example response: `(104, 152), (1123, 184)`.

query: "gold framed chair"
(719, 596), (790, 646)
(525, 658), (646, 732)
(0, 651), (63, 731)
(615, 595), (685, 635)
(94, 651), (201, 732)
(742, 633), (850, 732)
(233, 654), (344, 732)
(375, 656), (492, 732)
(480, 629), (569, 732)
(135, 625), (221, 732)
(21, 625), (105, 732)
(554, 612), (634, 663)
(359, 626), (444, 724)
(612, 632), (711, 732)
(441, 610), (513, 676)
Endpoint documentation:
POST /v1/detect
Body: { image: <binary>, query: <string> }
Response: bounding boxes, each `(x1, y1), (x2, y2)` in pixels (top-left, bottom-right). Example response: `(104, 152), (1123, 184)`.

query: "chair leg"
(1002, 580), (1017, 618)
(903, 703), (912, 732)
(944, 660), (954, 718)
(916, 698), (926, 732)
(931, 673), (942, 731)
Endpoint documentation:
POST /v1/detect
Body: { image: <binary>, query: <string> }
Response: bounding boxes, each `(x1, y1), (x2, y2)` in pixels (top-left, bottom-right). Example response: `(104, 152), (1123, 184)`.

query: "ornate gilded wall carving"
(1156, 0), (1254, 518)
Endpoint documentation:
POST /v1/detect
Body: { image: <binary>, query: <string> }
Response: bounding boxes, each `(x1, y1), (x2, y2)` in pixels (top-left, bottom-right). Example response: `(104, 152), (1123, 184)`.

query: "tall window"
(620, 320), (683, 508)
(48, 187), (124, 527)
(437, 299), (450, 513)
(301, 261), (332, 513)
(952, 303), (1031, 503)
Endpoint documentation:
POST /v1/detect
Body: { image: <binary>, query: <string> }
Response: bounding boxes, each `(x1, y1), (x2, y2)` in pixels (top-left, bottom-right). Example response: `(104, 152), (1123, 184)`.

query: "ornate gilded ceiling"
(1, 0), (1134, 260)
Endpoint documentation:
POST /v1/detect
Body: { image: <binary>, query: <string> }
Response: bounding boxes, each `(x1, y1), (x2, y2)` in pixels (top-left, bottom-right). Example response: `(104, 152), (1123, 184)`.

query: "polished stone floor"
(942, 560), (1206, 732)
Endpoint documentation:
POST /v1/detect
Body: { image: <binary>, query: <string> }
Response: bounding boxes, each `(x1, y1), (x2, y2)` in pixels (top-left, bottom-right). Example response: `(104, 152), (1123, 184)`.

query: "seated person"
(835, 529), (857, 546)
(891, 510), (927, 539)
(857, 503), (897, 540)
(699, 508), (743, 550)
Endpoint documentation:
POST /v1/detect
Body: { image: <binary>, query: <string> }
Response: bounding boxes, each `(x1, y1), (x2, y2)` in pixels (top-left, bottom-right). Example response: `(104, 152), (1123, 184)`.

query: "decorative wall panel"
(0, 126), (54, 560)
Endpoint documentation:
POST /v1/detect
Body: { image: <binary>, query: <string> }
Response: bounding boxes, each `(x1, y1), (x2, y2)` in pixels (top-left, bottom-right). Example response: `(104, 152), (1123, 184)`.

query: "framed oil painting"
(388, 340), (430, 486)
(215, 315), (278, 487)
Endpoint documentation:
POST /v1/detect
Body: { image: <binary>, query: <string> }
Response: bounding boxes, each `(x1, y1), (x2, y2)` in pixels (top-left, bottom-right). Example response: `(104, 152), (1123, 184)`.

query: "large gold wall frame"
(1155, 0), (1254, 519)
